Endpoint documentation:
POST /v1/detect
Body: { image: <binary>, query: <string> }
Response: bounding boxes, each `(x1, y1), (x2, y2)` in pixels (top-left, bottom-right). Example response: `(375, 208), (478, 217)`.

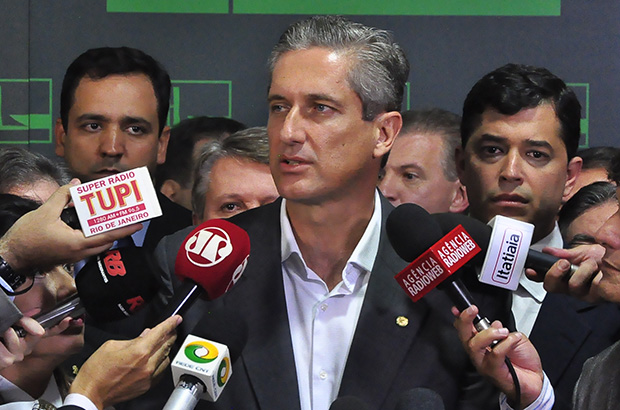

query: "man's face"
(200, 156), (279, 223)
(14, 264), (84, 358)
(595, 187), (620, 303)
(564, 200), (619, 247)
(379, 132), (466, 213)
(55, 74), (169, 182)
(267, 48), (397, 204)
(458, 104), (580, 242)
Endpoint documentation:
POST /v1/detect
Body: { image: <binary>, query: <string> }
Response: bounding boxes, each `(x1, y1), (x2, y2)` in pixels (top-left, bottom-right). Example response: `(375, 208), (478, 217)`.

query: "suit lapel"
(228, 200), (302, 410)
(338, 196), (428, 408)
(529, 293), (593, 385)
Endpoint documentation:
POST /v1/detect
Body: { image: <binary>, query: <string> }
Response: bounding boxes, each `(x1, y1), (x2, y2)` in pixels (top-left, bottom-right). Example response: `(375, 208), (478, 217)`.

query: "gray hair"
(400, 108), (462, 181)
(268, 15), (410, 120)
(191, 127), (270, 219)
(0, 147), (70, 194)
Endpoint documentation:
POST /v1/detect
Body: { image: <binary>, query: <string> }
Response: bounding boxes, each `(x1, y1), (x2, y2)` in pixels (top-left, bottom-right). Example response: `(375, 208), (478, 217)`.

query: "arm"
(0, 180), (142, 272)
(524, 244), (605, 303)
(67, 315), (182, 410)
(453, 305), (548, 409)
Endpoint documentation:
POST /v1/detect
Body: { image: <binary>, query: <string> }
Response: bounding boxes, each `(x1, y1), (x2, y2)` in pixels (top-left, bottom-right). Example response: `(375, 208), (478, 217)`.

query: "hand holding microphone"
(524, 244), (605, 303)
(69, 314), (182, 410)
(453, 305), (546, 409)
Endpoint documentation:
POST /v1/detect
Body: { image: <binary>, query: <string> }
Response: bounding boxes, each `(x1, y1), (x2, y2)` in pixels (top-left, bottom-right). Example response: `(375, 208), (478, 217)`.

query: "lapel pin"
(396, 316), (409, 327)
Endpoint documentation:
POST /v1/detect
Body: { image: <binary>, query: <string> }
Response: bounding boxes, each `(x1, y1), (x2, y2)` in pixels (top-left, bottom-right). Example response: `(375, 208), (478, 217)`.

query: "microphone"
(14, 246), (161, 336)
(329, 396), (371, 410)
(164, 309), (248, 409)
(158, 219), (250, 321)
(395, 388), (445, 410)
(432, 213), (578, 290)
(387, 203), (493, 333)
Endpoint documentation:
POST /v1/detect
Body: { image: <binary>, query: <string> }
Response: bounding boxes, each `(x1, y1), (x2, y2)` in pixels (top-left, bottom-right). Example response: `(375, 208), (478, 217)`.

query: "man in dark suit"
(153, 16), (508, 410)
(456, 63), (620, 409)
(54, 46), (192, 254)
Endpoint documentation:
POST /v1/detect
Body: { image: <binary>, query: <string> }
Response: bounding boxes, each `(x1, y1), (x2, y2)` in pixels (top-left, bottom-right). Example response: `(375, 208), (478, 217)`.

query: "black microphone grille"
(395, 387), (445, 410)
(329, 396), (371, 410)
(386, 203), (443, 262)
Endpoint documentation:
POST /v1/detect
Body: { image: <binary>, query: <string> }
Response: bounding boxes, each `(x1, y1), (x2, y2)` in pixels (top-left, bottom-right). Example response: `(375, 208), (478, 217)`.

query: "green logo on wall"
(0, 79), (53, 144)
(107, 0), (561, 16)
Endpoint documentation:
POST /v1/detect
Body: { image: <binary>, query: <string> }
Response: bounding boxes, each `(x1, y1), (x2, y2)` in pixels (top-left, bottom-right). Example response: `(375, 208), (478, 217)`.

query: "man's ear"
(157, 126), (171, 165)
(372, 111), (402, 158)
(562, 156), (583, 202)
(449, 182), (469, 214)
(54, 118), (67, 157)
(160, 179), (181, 202)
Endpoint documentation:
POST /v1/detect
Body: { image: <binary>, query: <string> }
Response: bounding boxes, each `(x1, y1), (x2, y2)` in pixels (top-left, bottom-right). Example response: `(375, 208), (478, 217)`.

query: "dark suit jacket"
(528, 292), (620, 410)
(147, 196), (509, 410)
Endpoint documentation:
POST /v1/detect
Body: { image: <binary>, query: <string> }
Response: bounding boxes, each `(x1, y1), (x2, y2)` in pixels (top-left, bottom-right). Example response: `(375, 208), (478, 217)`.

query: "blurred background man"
(156, 116), (246, 210)
(379, 108), (468, 213)
(191, 126), (278, 224)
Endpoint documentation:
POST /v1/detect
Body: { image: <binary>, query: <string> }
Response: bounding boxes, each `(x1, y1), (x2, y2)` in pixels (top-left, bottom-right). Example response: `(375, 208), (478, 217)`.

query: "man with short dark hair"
(54, 46), (191, 252)
(570, 146), (620, 198)
(454, 151), (620, 410)
(457, 63), (620, 410)
(156, 116), (246, 210)
(156, 15), (506, 410)
(559, 181), (618, 247)
(379, 108), (468, 213)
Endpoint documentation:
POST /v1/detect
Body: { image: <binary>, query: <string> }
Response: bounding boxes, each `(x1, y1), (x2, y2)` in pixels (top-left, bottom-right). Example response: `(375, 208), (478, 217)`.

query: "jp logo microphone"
(158, 219), (250, 321)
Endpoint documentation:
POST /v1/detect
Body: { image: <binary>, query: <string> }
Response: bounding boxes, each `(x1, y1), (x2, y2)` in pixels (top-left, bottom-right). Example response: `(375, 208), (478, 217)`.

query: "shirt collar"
(280, 190), (382, 287)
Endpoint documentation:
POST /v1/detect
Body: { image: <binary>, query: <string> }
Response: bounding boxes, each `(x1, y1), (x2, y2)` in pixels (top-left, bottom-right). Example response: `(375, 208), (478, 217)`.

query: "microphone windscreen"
(386, 203), (444, 262)
(76, 246), (160, 322)
(175, 219), (250, 300)
(190, 309), (248, 363)
(395, 387), (445, 410)
(329, 396), (371, 410)
(431, 213), (491, 266)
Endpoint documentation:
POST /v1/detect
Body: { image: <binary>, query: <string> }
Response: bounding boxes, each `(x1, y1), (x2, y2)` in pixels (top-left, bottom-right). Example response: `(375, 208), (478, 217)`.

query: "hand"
(0, 180), (142, 272)
(0, 317), (44, 369)
(453, 305), (543, 409)
(524, 245), (605, 303)
(69, 315), (182, 410)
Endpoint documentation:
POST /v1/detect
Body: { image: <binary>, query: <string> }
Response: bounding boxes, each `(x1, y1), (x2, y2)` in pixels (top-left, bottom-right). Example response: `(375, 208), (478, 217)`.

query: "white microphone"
(162, 309), (248, 410)
(164, 335), (232, 409)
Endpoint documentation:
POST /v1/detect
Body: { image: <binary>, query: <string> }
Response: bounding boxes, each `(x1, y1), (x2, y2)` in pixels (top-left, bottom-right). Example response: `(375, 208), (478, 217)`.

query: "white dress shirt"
(511, 223), (563, 337)
(280, 191), (382, 410)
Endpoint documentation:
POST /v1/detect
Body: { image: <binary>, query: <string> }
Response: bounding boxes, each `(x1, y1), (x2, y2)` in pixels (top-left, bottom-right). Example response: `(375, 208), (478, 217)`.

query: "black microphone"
(14, 246), (161, 336)
(395, 388), (445, 410)
(329, 396), (371, 410)
(432, 212), (577, 279)
(163, 309), (248, 409)
(387, 203), (494, 333)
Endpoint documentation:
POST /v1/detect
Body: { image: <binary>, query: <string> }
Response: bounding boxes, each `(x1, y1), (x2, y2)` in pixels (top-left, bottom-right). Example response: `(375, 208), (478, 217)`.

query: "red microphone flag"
(395, 225), (481, 302)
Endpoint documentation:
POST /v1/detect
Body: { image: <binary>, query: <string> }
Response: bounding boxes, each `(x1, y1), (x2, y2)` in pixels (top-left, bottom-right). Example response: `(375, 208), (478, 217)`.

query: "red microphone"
(159, 219), (250, 320)
(394, 224), (481, 302)
(388, 203), (494, 334)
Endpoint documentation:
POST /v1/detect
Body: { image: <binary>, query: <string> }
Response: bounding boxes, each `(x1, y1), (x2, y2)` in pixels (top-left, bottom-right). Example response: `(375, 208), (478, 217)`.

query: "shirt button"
(319, 370), (327, 380)
(320, 304), (328, 312)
